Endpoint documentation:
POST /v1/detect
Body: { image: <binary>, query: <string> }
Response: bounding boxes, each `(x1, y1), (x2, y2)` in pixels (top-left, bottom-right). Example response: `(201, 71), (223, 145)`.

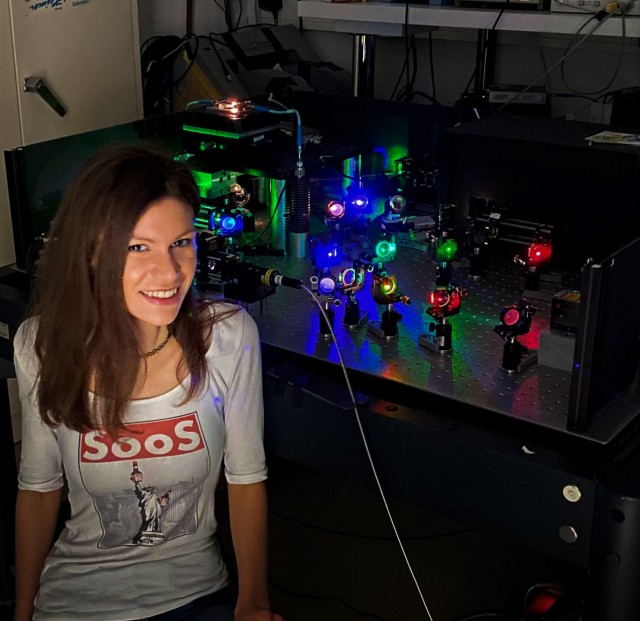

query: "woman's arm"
(227, 481), (283, 621)
(13, 488), (61, 621)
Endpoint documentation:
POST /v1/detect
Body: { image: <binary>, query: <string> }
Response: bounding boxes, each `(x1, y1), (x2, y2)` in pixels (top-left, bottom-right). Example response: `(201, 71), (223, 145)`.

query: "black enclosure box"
(440, 114), (640, 270)
(4, 115), (185, 273)
(284, 92), (473, 167)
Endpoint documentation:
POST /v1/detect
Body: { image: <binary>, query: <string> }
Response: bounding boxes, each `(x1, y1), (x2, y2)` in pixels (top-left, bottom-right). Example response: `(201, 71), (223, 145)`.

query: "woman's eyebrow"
(130, 228), (196, 243)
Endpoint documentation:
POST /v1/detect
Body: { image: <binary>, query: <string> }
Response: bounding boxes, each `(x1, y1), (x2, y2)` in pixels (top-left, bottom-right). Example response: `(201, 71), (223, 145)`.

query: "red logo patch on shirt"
(80, 413), (204, 463)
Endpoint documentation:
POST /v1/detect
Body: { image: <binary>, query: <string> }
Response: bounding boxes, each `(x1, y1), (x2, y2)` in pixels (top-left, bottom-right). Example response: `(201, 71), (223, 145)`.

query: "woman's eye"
(173, 238), (194, 248)
(128, 243), (147, 252)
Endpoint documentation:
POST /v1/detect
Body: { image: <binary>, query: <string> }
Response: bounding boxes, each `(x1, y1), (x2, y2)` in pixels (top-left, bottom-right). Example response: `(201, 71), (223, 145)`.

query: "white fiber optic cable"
(301, 284), (436, 621)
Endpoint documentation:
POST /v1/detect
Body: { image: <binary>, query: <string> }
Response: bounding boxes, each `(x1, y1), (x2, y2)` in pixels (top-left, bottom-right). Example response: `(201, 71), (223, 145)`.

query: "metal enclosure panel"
(262, 360), (596, 567)
(8, 0), (143, 146)
(0, 1), (21, 268)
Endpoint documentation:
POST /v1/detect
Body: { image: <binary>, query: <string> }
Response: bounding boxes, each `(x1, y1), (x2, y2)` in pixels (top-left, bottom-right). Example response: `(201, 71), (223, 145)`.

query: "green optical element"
(183, 124), (240, 139)
(192, 170), (215, 198)
(375, 240), (396, 260)
(381, 276), (397, 294)
(436, 238), (458, 262)
(387, 145), (408, 171)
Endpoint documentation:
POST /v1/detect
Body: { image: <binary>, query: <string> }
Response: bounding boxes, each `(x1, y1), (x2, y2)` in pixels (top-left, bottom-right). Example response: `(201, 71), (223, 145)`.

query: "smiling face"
(122, 197), (197, 335)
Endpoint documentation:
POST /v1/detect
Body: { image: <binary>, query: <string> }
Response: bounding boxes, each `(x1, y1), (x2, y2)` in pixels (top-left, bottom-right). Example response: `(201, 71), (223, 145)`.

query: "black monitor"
(568, 235), (640, 432)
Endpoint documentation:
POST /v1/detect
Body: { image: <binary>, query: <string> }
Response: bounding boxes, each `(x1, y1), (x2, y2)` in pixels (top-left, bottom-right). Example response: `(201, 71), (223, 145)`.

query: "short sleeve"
(219, 309), (267, 485)
(14, 320), (64, 493)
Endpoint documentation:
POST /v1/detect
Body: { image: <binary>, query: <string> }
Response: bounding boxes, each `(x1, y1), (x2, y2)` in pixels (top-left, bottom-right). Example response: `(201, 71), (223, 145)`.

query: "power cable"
(389, 2), (413, 101)
(141, 35), (191, 116)
(236, 0), (245, 30)
(494, 10), (621, 113)
(238, 182), (286, 250)
(396, 34), (420, 102)
(460, 1), (510, 97)
(428, 30), (437, 104)
(560, 9), (627, 95)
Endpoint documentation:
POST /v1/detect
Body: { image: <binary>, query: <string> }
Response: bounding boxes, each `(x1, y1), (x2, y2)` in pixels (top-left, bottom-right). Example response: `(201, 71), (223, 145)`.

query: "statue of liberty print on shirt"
(130, 460), (172, 545)
(78, 412), (211, 548)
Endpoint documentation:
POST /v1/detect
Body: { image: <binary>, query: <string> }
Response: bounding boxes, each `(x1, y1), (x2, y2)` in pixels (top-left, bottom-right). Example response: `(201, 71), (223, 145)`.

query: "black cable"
(460, 1), (510, 97)
(237, 182), (286, 249)
(213, 0), (228, 25)
(213, 0), (233, 31)
(235, 0), (244, 31)
(404, 90), (442, 106)
(389, 36), (415, 101)
(404, 0), (411, 97)
(397, 34), (419, 102)
(389, 48), (411, 101)
(428, 30), (437, 104)
(389, 2), (413, 101)
(494, 11), (613, 113)
(170, 34), (200, 87)
(560, 10), (627, 96)
(140, 35), (165, 54)
(209, 22), (274, 36)
(207, 33), (234, 82)
(141, 35), (189, 116)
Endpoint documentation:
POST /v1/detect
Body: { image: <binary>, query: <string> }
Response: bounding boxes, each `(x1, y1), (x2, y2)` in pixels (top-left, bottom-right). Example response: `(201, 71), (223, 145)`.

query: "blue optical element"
(210, 210), (243, 236)
(310, 238), (341, 269)
(352, 195), (369, 210)
(221, 215), (238, 231)
(341, 267), (356, 287)
(318, 275), (337, 295)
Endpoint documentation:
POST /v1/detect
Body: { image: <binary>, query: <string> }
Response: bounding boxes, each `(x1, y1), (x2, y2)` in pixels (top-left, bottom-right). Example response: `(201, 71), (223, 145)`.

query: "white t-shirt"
(14, 304), (267, 621)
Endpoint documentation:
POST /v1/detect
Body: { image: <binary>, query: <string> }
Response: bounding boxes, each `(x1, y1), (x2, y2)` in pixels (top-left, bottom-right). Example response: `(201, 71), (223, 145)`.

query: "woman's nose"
(152, 250), (181, 278)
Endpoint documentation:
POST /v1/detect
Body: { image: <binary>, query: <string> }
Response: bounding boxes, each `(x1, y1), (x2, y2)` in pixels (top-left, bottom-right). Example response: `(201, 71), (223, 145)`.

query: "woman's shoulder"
(203, 301), (259, 358)
(14, 316), (38, 352)
(13, 316), (40, 375)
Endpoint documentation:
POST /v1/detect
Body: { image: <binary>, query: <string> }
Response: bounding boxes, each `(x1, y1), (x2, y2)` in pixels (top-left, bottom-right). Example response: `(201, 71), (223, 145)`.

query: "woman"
(13, 144), (283, 621)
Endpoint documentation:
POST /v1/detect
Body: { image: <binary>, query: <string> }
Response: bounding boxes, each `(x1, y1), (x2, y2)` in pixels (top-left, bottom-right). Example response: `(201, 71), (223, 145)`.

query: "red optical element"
(449, 291), (462, 312)
(429, 290), (450, 308)
(503, 307), (521, 326)
(429, 289), (462, 312)
(327, 200), (345, 218)
(527, 242), (552, 267)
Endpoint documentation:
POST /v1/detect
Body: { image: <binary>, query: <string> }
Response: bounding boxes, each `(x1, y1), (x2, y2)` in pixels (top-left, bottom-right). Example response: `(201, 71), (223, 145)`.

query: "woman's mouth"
(141, 288), (179, 300)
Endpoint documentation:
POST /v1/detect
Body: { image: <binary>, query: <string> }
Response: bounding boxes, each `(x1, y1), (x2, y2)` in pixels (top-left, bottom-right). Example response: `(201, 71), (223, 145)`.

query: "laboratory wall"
(137, 0), (640, 123)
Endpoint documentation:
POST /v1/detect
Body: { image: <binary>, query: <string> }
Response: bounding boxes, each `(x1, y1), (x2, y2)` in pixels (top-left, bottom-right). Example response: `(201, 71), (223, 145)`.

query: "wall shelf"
(298, 0), (640, 37)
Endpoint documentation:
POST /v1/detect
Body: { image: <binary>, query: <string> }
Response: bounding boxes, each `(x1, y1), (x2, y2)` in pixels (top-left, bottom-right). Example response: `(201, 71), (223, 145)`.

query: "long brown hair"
(29, 143), (224, 433)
